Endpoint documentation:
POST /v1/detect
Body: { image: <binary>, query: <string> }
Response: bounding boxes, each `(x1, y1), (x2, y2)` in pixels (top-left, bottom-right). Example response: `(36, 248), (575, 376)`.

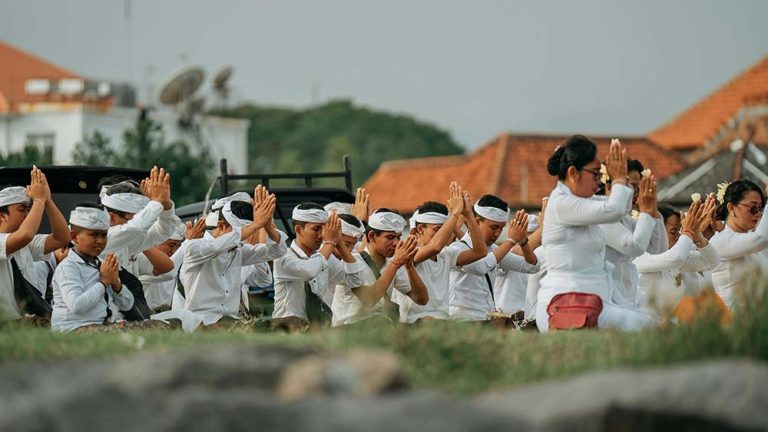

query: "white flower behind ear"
(716, 182), (730, 204)
(691, 193), (701, 203)
(641, 169), (652, 178)
(631, 210), (640, 220)
(600, 164), (610, 184)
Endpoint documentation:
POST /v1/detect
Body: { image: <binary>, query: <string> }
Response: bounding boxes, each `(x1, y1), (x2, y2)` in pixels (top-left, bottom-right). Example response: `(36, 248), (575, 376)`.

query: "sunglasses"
(581, 167), (601, 180)
(737, 203), (763, 215)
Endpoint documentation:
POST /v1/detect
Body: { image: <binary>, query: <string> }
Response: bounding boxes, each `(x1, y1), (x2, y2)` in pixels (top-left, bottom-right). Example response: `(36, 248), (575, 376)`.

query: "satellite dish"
(212, 66), (233, 91)
(158, 66), (205, 105)
(186, 96), (206, 115)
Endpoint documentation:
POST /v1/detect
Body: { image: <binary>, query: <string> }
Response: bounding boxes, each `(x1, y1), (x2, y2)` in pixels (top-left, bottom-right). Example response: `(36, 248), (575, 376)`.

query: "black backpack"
(10, 258), (52, 319)
(118, 268), (153, 321)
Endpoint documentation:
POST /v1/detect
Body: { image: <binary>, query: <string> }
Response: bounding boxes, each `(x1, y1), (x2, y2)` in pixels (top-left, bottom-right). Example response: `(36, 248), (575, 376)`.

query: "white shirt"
(137, 246), (185, 310)
(332, 248), (412, 326)
(539, 181), (632, 307)
(51, 252), (135, 332)
(242, 262), (273, 288)
(448, 233), (540, 321)
(710, 211), (768, 308)
(181, 229), (288, 325)
(0, 233), (48, 320)
(524, 249), (546, 320)
(272, 241), (364, 320)
(601, 212), (657, 308)
(393, 246), (461, 323)
(635, 236), (720, 311)
(103, 200), (181, 277)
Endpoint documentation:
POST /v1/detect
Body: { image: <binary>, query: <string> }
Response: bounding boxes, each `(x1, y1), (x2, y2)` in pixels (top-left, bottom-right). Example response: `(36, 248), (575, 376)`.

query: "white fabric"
(212, 192), (251, 210)
(0, 233), (48, 320)
(221, 201), (250, 228)
(527, 215), (539, 233)
(51, 252), (135, 332)
(272, 242), (364, 320)
(494, 248), (546, 314)
(413, 212), (449, 225)
(635, 237), (720, 312)
(524, 249), (546, 320)
(292, 206), (329, 223)
(242, 262), (273, 288)
(448, 232), (540, 321)
(151, 309), (202, 333)
(205, 211), (220, 227)
(473, 202), (509, 223)
(0, 186), (29, 207)
(101, 193), (150, 214)
(409, 210), (420, 230)
(394, 246), (460, 323)
(601, 211), (657, 308)
(368, 211), (406, 232)
(69, 207), (110, 230)
(181, 228), (287, 325)
(709, 210), (768, 308)
(340, 219), (365, 238)
(169, 223), (186, 241)
(136, 245), (185, 310)
(332, 247), (412, 326)
(536, 181), (653, 332)
(324, 202), (353, 215)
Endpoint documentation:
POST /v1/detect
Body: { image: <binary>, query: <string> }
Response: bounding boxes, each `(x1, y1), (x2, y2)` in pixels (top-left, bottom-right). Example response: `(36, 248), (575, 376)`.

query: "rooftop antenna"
(211, 65), (233, 109)
(158, 66), (206, 140)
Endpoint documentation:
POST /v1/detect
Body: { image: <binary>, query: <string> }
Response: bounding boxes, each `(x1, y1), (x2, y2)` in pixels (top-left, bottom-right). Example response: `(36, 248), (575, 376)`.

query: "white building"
(0, 41), (249, 173)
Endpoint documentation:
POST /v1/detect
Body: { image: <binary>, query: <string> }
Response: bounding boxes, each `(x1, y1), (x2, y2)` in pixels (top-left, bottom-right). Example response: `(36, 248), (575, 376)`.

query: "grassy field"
(1, 285), (766, 395)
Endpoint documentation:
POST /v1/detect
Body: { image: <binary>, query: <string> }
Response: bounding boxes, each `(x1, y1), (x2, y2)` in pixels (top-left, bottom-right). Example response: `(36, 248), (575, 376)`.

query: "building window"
(25, 132), (56, 153)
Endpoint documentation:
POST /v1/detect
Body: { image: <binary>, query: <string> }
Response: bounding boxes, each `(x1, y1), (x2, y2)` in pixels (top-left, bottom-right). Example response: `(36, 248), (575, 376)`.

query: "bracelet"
(32, 199), (46, 204)
(506, 238), (517, 246)
(681, 229), (695, 238)
(323, 240), (337, 247)
(518, 237), (529, 247)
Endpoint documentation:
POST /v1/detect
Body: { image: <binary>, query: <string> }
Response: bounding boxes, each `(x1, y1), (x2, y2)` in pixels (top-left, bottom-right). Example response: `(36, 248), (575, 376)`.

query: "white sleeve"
(710, 210), (768, 259)
(551, 184), (632, 226)
(634, 235), (695, 273)
(392, 266), (411, 294)
(104, 201), (164, 255)
(274, 251), (327, 281)
(455, 242), (496, 276)
(498, 252), (541, 274)
(138, 203), (182, 252)
(679, 243), (721, 273)
(183, 230), (241, 265)
(55, 265), (106, 314)
(327, 256), (365, 288)
(603, 213), (655, 258)
(109, 284), (134, 311)
(240, 230), (288, 266)
(28, 234), (48, 261)
(243, 262), (273, 287)
(647, 215), (669, 254)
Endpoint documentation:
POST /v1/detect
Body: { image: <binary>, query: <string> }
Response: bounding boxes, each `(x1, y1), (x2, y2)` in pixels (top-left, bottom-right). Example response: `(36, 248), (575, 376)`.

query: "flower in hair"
(691, 193), (701, 203)
(611, 138), (620, 146)
(599, 164), (610, 184)
(641, 169), (652, 178)
(631, 210), (640, 221)
(716, 182), (730, 205)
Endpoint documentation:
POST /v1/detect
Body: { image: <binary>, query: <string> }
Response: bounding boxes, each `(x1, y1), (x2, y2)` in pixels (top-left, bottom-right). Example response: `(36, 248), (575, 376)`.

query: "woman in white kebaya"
(537, 135), (653, 332)
(709, 179), (768, 308)
(634, 197), (720, 314)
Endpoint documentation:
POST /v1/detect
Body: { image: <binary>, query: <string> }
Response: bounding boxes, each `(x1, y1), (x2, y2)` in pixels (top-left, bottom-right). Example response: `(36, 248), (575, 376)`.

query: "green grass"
(1, 284), (766, 395)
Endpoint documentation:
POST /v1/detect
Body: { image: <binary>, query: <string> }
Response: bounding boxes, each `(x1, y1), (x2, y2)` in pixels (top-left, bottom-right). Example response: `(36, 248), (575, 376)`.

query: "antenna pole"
(343, 154), (352, 192)
(220, 158), (229, 196)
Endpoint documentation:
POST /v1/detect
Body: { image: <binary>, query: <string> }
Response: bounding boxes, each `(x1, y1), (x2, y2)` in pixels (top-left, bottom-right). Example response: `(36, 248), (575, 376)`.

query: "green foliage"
(210, 99), (464, 186)
(72, 118), (213, 206)
(0, 144), (54, 166)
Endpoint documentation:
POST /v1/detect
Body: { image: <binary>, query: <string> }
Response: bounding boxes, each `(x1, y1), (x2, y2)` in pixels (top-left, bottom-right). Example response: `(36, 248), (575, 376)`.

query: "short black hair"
(627, 159), (645, 175)
(415, 201), (448, 229)
(472, 194), (508, 220)
(220, 201), (254, 226)
(97, 175), (133, 192)
(338, 213), (362, 229)
(658, 205), (679, 224)
(105, 182), (142, 195)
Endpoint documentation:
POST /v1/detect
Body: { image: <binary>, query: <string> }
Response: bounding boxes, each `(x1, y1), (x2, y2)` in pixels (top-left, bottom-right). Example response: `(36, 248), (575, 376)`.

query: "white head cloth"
(341, 219), (365, 238)
(292, 205), (329, 224)
(324, 202), (353, 215)
(99, 185), (110, 200)
(473, 202), (509, 223)
(409, 209), (420, 230)
(414, 211), (449, 225)
(0, 186), (29, 207)
(101, 193), (150, 214)
(69, 207), (110, 231)
(222, 200), (251, 229)
(368, 211), (406, 232)
(212, 192), (251, 211)
(205, 211), (220, 227)
(170, 223), (186, 241)
(527, 215), (539, 233)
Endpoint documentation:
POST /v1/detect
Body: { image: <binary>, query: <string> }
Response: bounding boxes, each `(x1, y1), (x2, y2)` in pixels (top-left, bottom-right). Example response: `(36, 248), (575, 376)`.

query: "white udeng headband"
(101, 193), (150, 214)
(473, 202), (509, 223)
(409, 210), (420, 230)
(340, 219), (365, 238)
(414, 211), (449, 225)
(222, 201), (251, 228)
(0, 186), (29, 207)
(212, 192), (251, 211)
(292, 206), (329, 223)
(205, 211), (220, 227)
(368, 211), (406, 232)
(170, 223), (186, 241)
(69, 207), (110, 230)
(324, 201), (353, 215)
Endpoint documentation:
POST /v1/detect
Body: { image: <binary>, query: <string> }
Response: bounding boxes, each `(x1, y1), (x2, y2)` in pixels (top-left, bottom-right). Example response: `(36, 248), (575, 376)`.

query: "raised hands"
(605, 139), (628, 183)
(252, 191), (277, 229)
(352, 187), (370, 222)
(27, 166), (48, 203)
(695, 195), (717, 234)
(186, 218), (206, 240)
(507, 210), (529, 243)
(391, 235), (418, 267)
(99, 252), (121, 292)
(637, 175), (658, 215)
(322, 211), (342, 245)
(446, 182), (464, 216)
(142, 166), (172, 209)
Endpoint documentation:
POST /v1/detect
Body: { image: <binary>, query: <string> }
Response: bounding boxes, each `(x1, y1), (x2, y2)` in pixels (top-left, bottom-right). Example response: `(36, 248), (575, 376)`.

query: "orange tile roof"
(0, 41), (82, 113)
(650, 55), (768, 150)
(364, 133), (685, 214)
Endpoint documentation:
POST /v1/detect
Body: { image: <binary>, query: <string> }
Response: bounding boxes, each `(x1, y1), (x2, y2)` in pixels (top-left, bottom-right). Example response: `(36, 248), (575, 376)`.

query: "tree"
(0, 144), (54, 166)
(210, 99), (464, 186)
(73, 116), (213, 205)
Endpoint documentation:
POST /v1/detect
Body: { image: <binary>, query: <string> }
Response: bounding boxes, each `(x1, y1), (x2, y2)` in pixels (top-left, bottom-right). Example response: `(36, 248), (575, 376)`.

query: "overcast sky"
(1, 0), (766, 149)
